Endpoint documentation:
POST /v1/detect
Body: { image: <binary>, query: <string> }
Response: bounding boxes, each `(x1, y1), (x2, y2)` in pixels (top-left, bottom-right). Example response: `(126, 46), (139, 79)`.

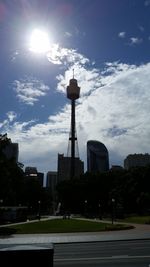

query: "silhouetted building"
(87, 140), (109, 172)
(25, 166), (37, 176)
(25, 166), (44, 187)
(57, 153), (84, 183)
(37, 172), (44, 187)
(46, 171), (57, 191)
(46, 171), (58, 211)
(124, 153), (150, 170)
(110, 165), (123, 171)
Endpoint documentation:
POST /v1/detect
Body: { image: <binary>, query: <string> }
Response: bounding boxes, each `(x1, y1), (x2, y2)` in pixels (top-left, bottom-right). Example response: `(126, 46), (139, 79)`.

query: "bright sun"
(29, 29), (51, 54)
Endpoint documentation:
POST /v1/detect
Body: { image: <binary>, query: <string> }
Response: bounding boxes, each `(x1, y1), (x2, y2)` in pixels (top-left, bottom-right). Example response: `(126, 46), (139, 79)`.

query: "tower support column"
(70, 99), (75, 179)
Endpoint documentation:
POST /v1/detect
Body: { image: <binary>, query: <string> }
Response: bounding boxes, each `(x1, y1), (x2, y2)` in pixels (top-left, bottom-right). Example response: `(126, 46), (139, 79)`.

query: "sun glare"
(29, 29), (51, 54)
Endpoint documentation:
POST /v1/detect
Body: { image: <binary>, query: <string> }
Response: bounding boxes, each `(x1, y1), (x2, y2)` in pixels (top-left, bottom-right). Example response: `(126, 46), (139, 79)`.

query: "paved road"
(1, 239), (150, 267)
(54, 240), (150, 267)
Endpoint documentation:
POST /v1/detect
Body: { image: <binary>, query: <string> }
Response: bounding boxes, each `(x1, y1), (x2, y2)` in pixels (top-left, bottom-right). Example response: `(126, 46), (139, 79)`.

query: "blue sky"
(1, 0), (150, 177)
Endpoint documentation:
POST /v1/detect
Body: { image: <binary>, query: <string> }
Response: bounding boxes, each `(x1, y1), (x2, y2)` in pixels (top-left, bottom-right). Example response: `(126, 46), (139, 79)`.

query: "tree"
(0, 134), (24, 205)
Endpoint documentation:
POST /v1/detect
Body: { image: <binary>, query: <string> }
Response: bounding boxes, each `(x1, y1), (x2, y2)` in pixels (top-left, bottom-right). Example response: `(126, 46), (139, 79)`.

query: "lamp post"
(38, 200), (41, 220)
(84, 200), (88, 217)
(111, 198), (115, 224)
(98, 202), (102, 220)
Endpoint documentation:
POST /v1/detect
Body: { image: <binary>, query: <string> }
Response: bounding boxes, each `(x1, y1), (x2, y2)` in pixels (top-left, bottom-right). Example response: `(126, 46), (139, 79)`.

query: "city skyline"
(0, 1), (150, 174)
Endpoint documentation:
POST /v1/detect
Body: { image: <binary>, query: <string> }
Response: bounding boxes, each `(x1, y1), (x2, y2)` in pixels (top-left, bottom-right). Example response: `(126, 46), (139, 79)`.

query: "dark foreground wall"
(0, 244), (54, 266)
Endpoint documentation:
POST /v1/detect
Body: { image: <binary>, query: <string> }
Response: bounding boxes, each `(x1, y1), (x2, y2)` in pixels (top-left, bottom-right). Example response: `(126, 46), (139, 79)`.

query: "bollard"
(0, 244), (54, 266)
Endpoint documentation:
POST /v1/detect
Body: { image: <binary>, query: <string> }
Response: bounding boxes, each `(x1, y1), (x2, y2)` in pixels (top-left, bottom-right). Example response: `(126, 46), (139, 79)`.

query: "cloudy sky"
(1, 0), (150, 179)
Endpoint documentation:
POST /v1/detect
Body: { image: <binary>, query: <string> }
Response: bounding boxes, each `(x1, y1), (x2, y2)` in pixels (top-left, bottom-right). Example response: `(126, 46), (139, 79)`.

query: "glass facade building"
(87, 140), (109, 172)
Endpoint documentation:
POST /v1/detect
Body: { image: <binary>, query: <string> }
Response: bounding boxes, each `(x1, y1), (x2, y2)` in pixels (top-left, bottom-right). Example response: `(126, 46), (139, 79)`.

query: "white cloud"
(118, 32), (126, 38)
(6, 111), (17, 122)
(13, 77), (50, 105)
(2, 46), (150, 173)
(129, 37), (143, 45)
(0, 119), (8, 129)
(47, 43), (89, 65)
(0, 111), (17, 129)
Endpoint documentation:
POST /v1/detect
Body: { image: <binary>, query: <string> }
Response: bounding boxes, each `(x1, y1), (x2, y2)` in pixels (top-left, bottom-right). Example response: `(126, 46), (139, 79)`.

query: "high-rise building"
(37, 172), (44, 187)
(46, 171), (58, 214)
(46, 171), (57, 189)
(57, 154), (84, 183)
(25, 166), (37, 176)
(124, 153), (150, 170)
(25, 166), (44, 187)
(87, 140), (109, 172)
(46, 171), (57, 198)
(110, 165), (123, 171)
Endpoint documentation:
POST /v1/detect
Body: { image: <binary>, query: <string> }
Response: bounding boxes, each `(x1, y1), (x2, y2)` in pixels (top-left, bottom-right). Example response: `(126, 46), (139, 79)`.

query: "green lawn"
(0, 218), (133, 235)
(120, 216), (150, 224)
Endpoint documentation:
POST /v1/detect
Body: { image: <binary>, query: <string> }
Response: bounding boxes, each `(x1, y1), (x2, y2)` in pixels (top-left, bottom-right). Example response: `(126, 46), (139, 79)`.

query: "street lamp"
(111, 198), (115, 224)
(38, 200), (41, 220)
(98, 202), (102, 220)
(84, 200), (88, 217)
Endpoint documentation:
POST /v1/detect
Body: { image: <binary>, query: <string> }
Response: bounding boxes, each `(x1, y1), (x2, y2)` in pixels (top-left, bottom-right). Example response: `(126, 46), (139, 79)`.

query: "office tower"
(25, 166), (44, 187)
(57, 153), (84, 183)
(37, 172), (44, 187)
(46, 171), (58, 200)
(124, 153), (150, 170)
(110, 165), (123, 171)
(46, 171), (57, 190)
(87, 140), (109, 172)
(25, 166), (38, 176)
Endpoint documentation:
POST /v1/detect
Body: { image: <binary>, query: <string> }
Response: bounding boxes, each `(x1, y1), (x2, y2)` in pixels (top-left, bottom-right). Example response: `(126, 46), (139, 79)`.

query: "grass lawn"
(0, 218), (134, 235)
(120, 216), (150, 224)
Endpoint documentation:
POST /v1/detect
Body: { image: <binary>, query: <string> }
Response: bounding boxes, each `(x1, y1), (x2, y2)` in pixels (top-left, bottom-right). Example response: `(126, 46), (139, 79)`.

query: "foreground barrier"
(0, 244), (54, 266)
